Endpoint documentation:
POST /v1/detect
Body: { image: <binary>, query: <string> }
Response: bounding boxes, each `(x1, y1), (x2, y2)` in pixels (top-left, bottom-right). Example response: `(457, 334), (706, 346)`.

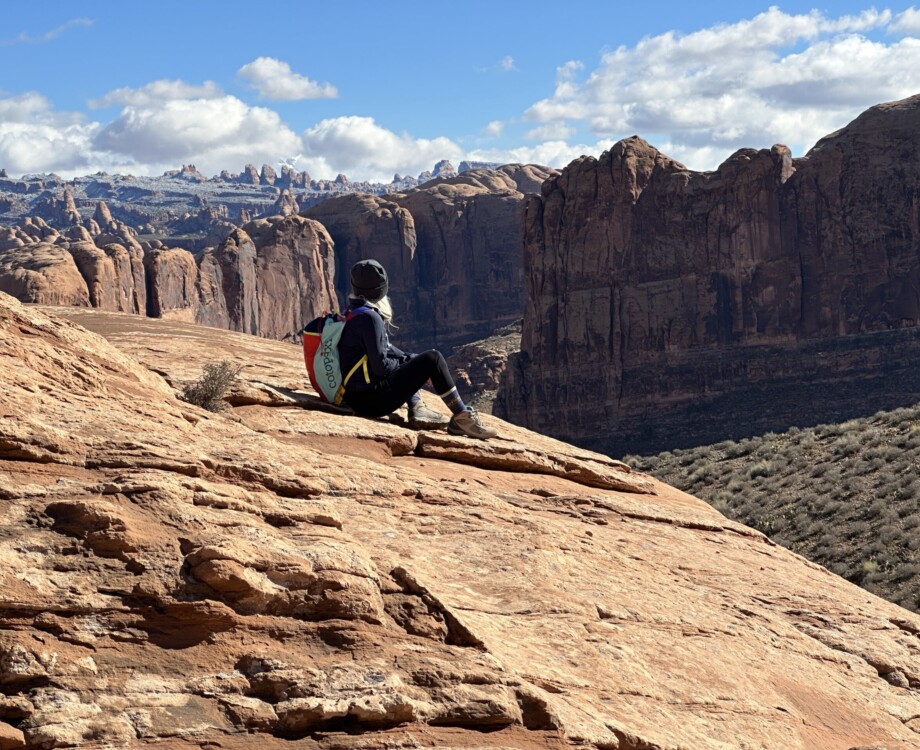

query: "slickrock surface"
(4, 297), (920, 749)
(497, 95), (920, 454)
(305, 165), (557, 352)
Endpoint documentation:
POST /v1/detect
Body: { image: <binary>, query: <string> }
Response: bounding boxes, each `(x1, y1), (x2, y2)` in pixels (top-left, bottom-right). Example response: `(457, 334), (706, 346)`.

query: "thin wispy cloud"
(477, 55), (518, 73)
(0, 18), (93, 47)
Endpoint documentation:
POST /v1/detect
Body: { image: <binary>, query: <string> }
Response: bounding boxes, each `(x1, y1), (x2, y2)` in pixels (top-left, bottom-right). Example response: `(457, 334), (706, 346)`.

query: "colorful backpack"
(301, 306), (370, 404)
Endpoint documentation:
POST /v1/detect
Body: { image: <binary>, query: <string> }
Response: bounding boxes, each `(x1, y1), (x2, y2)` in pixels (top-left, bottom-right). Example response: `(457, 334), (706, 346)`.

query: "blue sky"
(2, 1), (920, 180)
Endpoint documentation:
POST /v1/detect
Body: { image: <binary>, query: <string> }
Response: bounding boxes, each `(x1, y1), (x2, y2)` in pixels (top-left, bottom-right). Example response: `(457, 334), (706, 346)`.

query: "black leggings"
(344, 349), (456, 418)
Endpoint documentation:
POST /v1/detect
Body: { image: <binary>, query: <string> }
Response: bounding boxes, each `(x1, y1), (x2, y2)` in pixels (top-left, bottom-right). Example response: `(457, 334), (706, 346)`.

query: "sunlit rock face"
(0, 213), (337, 340)
(2, 297), (920, 749)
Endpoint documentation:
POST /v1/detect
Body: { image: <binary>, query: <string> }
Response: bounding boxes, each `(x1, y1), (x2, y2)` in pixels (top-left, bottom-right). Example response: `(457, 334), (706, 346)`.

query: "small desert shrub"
(809, 463), (828, 478)
(833, 435), (861, 457)
(180, 360), (242, 412)
(688, 462), (716, 485)
(796, 432), (816, 450)
(745, 460), (775, 480)
(817, 422), (844, 438)
(724, 441), (754, 459)
(710, 490), (732, 512)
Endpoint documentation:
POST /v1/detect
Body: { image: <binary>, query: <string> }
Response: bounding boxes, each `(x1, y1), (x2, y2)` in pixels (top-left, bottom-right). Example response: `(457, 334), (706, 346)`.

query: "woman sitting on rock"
(337, 259), (497, 440)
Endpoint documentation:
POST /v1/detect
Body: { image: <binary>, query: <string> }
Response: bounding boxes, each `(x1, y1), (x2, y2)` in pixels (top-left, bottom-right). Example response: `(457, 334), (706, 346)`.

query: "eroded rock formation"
(498, 95), (920, 454)
(2, 296), (920, 748)
(304, 164), (557, 352)
(0, 213), (336, 339)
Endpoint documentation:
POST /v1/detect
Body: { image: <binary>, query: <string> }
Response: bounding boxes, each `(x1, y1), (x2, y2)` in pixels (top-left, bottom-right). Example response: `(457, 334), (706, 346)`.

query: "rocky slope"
(497, 94), (920, 455)
(0, 210), (336, 339)
(446, 321), (522, 413)
(2, 295), (920, 749)
(305, 165), (557, 352)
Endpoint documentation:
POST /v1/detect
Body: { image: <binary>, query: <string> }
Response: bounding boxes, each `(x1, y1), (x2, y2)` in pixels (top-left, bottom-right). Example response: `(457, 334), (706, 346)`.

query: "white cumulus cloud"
(299, 116), (463, 183)
(89, 79), (224, 109)
(482, 120), (504, 137)
(0, 93), (98, 175)
(525, 122), (574, 141)
(524, 6), (920, 168)
(93, 94), (303, 174)
(892, 6), (920, 34)
(237, 57), (338, 101)
(466, 139), (616, 171)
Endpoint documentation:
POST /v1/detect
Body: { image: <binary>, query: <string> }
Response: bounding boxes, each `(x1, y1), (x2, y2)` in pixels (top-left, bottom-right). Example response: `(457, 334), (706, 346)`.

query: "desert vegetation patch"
(628, 404), (920, 611)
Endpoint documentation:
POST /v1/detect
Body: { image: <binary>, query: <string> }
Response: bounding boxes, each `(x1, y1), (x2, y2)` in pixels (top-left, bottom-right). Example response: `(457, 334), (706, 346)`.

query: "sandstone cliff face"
(305, 165), (557, 352)
(304, 192), (418, 323)
(0, 241), (91, 307)
(498, 95), (920, 453)
(3, 296), (920, 749)
(244, 215), (337, 339)
(172, 215), (336, 338)
(0, 211), (336, 339)
(144, 247), (200, 321)
(0, 213), (147, 315)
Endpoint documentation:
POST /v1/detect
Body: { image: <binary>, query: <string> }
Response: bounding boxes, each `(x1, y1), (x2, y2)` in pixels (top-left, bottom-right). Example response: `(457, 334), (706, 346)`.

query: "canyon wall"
(305, 165), (556, 352)
(0, 208), (336, 340)
(1, 163), (552, 352)
(496, 95), (920, 454)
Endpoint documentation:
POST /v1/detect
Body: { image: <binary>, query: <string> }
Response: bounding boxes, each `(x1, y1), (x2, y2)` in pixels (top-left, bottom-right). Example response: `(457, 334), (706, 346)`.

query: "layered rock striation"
(305, 164), (557, 352)
(497, 95), (920, 454)
(2, 296), (920, 748)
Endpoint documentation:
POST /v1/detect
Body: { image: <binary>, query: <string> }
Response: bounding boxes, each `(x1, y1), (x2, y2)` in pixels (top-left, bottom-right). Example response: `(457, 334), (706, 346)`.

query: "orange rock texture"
(0, 295), (918, 748)
(0, 212), (336, 340)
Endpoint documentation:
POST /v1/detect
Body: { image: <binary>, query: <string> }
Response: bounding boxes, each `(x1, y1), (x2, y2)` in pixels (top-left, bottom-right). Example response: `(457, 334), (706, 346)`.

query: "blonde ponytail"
(352, 291), (397, 331)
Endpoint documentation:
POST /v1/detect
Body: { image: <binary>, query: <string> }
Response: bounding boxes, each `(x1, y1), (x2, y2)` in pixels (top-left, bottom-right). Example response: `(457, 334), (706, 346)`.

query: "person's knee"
(421, 349), (443, 365)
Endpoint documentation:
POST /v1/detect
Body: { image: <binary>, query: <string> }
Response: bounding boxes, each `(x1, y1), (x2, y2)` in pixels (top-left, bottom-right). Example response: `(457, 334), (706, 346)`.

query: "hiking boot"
(408, 400), (450, 429)
(447, 408), (497, 440)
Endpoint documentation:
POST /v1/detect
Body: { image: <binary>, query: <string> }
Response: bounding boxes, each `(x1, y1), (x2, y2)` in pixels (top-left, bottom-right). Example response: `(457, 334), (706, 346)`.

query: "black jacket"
(337, 298), (409, 393)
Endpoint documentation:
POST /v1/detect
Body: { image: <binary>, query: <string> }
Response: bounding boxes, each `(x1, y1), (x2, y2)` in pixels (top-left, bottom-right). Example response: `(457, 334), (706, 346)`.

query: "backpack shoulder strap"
(345, 305), (372, 321)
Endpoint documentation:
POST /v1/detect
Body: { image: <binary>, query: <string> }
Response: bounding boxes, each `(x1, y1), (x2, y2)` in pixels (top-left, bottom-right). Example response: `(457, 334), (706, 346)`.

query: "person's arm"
(356, 312), (402, 377)
(387, 342), (413, 362)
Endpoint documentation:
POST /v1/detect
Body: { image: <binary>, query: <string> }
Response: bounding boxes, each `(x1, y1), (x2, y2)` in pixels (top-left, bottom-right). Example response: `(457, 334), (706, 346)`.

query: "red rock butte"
(1, 294), (920, 749)
(497, 94), (920, 455)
